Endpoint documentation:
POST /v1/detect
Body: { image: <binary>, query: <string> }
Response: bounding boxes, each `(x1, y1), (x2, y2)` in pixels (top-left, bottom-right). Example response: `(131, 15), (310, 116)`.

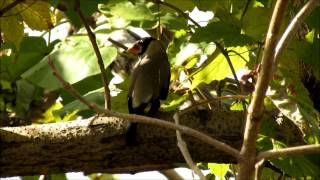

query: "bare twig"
(152, 0), (201, 28)
(48, 55), (240, 159)
(174, 113), (206, 180)
(74, 0), (111, 110)
(48, 57), (103, 113)
(254, 159), (265, 180)
(238, 0), (289, 179)
(257, 144), (320, 161)
(274, 0), (320, 65)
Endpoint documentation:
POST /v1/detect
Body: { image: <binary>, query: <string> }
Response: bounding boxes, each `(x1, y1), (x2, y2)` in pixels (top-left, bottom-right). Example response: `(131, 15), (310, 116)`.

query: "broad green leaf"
(291, 31), (320, 79)
(161, 93), (189, 111)
(56, 87), (127, 116)
(190, 21), (255, 46)
(208, 163), (230, 178)
(16, 80), (36, 112)
(4, 37), (51, 80)
(102, 1), (155, 21)
(62, 0), (106, 28)
(257, 135), (320, 178)
(242, 6), (272, 40)
(0, 15), (24, 48)
(267, 49), (320, 142)
(305, 7), (320, 29)
(190, 46), (248, 89)
(21, 37), (117, 91)
(18, 0), (54, 30)
(160, 13), (189, 30)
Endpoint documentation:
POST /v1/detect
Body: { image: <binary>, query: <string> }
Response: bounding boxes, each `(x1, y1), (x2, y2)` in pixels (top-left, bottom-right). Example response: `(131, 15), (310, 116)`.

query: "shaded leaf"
(242, 6), (272, 40)
(4, 37), (51, 80)
(190, 21), (255, 46)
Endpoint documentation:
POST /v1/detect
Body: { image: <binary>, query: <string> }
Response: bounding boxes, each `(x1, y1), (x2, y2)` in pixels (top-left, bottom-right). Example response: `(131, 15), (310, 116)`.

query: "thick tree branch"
(238, 0), (289, 179)
(0, 110), (243, 177)
(74, 0), (111, 109)
(257, 144), (320, 161)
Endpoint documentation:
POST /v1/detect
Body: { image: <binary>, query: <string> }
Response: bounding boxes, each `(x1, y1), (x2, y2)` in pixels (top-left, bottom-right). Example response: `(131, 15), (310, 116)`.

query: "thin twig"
(274, 0), (320, 65)
(254, 159), (265, 180)
(48, 57), (103, 112)
(238, 0), (289, 179)
(257, 144), (320, 161)
(0, 0), (24, 16)
(74, 0), (111, 110)
(215, 42), (247, 112)
(174, 113), (206, 180)
(152, 0), (201, 28)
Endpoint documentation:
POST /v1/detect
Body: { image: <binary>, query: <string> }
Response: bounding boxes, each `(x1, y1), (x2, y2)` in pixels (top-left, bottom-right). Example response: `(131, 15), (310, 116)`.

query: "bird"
(126, 37), (171, 145)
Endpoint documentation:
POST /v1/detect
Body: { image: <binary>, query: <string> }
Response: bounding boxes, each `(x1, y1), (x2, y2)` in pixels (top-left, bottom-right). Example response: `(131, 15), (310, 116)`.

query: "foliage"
(0, 0), (319, 179)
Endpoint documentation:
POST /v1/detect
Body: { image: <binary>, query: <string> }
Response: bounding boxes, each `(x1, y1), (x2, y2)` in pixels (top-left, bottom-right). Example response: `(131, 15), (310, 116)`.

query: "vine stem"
(74, 0), (111, 110)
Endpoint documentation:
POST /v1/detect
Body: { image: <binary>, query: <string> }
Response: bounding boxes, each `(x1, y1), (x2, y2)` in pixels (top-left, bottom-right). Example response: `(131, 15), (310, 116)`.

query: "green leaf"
(62, 0), (105, 28)
(267, 50), (320, 142)
(190, 22), (255, 46)
(19, 0), (54, 30)
(161, 93), (189, 111)
(208, 163), (230, 178)
(102, 1), (155, 21)
(190, 46), (248, 89)
(160, 13), (189, 30)
(21, 37), (117, 91)
(242, 6), (272, 40)
(257, 135), (320, 177)
(0, 15), (24, 49)
(5, 37), (51, 80)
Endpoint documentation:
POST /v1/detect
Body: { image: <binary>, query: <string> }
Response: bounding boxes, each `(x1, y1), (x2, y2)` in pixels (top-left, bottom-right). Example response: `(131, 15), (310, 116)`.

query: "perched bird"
(126, 37), (171, 145)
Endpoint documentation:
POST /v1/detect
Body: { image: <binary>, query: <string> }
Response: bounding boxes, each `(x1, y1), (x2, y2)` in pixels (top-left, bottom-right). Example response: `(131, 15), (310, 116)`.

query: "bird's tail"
(125, 122), (137, 146)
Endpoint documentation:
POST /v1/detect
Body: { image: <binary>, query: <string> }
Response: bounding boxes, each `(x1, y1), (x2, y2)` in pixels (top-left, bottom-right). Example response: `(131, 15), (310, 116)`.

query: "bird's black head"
(137, 37), (155, 55)
(127, 37), (155, 55)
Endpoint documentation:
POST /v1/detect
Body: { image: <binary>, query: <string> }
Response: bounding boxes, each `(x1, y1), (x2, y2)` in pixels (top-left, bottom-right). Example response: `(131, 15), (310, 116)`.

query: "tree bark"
(0, 109), (303, 177)
(0, 109), (243, 177)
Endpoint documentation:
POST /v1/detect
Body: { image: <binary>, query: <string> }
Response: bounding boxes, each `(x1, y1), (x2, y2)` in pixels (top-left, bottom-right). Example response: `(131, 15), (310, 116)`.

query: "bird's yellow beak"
(127, 44), (141, 55)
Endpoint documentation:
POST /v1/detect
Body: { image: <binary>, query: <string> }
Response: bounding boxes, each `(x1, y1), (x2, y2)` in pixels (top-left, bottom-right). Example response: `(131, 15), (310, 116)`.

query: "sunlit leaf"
(190, 46), (248, 89)
(102, 1), (155, 21)
(208, 163), (230, 178)
(0, 16), (24, 48)
(18, 0), (55, 30)
(21, 37), (117, 91)
(161, 93), (189, 111)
